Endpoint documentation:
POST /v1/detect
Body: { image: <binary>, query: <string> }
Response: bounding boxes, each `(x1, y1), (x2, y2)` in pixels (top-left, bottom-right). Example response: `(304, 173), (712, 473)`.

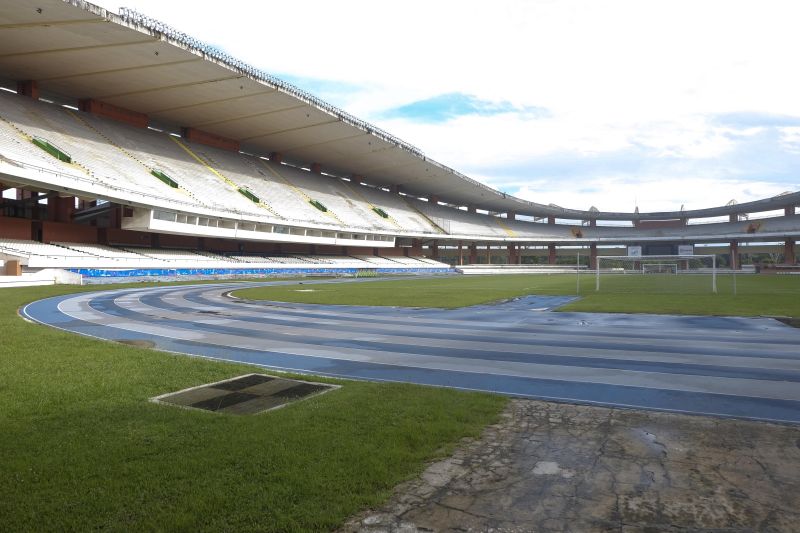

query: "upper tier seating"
(409, 198), (508, 237)
(0, 91), (193, 205)
(2, 92), (798, 244)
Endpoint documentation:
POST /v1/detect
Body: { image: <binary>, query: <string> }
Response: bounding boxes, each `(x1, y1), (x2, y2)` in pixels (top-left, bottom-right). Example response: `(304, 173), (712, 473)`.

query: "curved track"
(22, 280), (800, 424)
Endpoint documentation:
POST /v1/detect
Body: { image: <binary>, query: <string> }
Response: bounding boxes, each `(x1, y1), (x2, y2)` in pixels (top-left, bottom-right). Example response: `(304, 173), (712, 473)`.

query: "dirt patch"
(116, 339), (156, 348)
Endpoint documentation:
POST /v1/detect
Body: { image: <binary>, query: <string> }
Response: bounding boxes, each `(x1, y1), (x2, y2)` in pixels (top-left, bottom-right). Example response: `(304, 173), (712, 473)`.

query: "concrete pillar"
(468, 205), (476, 214)
(48, 196), (74, 223)
(23, 191), (41, 220)
(589, 219), (597, 227)
(786, 206), (796, 216)
(468, 243), (478, 264)
(17, 80), (39, 99)
(548, 244), (556, 265)
(507, 244), (520, 265)
(428, 195), (439, 205)
(389, 184), (400, 194)
(181, 127), (239, 152)
(590, 243), (598, 269)
(507, 211), (516, 221)
(729, 214), (738, 223)
(430, 240), (439, 259)
(785, 239), (797, 265)
(352, 174), (364, 184)
(110, 204), (122, 229)
(729, 241), (739, 269)
(410, 239), (423, 256)
(79, 99), (148, 128)
(486, 245), (491, 265)
(458, 241), (463, 266)
(547, 215), (555, 225)
(310, 163), (322, 174)
(268, 152), (283, 163)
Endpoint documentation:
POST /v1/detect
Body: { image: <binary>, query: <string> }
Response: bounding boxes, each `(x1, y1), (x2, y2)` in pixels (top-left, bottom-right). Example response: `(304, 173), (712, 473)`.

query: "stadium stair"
(259, 160), (347, 227)
(170, 136), (282, 218)
(340, 180), (404, 230)
(494, 216), (517, 237)
(402, 196), (448, 234)
(0, 114), (93, 177)
(65, 110), (201, 202)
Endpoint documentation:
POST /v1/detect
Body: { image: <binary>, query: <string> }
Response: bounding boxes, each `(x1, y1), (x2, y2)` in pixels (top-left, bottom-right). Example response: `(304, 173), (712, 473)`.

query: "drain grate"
(152, 374), (337, 415)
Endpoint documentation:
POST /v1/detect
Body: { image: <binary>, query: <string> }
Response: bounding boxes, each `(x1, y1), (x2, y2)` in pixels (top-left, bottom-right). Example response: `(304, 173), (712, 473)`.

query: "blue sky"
(94, 0), (800, 212)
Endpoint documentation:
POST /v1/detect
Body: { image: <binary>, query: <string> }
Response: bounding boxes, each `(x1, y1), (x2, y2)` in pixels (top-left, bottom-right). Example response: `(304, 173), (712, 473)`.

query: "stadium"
(2, 1), (799, 532)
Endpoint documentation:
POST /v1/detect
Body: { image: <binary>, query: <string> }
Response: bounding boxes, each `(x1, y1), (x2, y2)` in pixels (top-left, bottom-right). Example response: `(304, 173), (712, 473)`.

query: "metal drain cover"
(152, 374), (337, 415)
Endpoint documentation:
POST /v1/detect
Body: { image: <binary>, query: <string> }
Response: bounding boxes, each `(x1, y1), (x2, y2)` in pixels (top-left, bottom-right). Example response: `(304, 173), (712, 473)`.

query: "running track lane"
(21, 280), (800, 424)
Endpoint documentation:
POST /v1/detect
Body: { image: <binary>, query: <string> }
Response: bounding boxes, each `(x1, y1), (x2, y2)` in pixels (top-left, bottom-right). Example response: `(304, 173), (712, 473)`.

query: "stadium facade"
(0, 0), (798, 281)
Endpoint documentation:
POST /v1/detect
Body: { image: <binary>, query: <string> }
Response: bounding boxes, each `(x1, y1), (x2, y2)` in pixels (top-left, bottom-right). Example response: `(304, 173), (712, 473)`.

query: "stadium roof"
(1, 0), (798, 221)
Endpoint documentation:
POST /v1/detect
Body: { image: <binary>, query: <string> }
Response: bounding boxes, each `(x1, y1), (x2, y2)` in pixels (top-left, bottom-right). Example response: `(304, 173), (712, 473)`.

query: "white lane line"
(52, 292), (800, 402)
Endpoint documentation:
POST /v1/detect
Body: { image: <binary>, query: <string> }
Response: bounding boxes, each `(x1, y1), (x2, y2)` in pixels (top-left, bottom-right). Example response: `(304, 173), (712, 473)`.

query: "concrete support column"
(27, 191), (40, 220)
(17, 80), (39, 99)
(310, 163), (322, 174)
(428, 195), (439, 205)
(785, 239), (797, 265)
(729, 214), (738, 223)
(729, 241), (739, 270)
(458, 241), (463, 266)
(590, 243), (598, 269)
(110, 203), (122, 229)
(506, 244), (521, 264)
(486, 245), (491, 265)
(507, 211), (516, 221)
(389, 184), (400, 194)
(468, 243), (478, 264)
(268, 152), (283, 163)
(351, 174), (364, 184)
(589, 219), (597, 227)
(410, 239), (423, 256)
(786, 206), (796, 216)
(547, 215), (555, 225)
(548, 244), (557, 265)
(48, 196), (74, 223)
(429, 240), (439, 260)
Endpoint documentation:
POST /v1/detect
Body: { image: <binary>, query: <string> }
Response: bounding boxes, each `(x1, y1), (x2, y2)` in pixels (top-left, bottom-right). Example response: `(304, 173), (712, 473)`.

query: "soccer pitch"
(233, 273), (800, 319)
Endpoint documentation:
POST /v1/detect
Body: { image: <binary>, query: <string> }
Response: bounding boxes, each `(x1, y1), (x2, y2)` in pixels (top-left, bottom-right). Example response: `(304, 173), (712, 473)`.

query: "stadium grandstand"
(0, 0), (798, 286)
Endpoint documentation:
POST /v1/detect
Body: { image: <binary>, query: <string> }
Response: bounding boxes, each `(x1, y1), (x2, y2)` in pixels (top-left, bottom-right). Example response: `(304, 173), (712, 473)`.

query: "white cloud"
(91, 0), (800, 209)
(515, 177), (793, 214)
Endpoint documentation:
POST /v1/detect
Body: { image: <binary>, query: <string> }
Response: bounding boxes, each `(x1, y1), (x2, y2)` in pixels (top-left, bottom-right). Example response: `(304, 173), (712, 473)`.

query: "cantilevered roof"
(0, 0), (797, 221)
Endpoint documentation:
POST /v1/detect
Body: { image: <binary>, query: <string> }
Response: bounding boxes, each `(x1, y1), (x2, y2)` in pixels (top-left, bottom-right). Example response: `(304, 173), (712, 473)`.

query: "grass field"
(1, 282), (505, 532)
(234, 273), (800, 318)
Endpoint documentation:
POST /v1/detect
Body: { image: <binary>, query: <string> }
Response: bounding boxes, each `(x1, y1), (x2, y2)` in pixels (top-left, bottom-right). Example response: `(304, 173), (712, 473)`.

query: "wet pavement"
(343, 399), (800, 532)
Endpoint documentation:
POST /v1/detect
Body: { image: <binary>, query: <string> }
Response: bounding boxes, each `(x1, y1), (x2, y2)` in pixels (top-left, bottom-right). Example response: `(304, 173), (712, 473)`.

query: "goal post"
(595, 254), (717, 293)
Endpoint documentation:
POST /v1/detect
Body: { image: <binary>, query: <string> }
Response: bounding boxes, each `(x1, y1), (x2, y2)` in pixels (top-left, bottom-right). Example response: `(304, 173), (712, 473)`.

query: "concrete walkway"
(343, 399), (800, 532)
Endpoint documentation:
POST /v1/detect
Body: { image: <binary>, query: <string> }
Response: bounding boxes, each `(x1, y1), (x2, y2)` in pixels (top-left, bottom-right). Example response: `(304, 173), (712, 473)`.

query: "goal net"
(595, 255), (717, 293)
(642, 263), (677, 274)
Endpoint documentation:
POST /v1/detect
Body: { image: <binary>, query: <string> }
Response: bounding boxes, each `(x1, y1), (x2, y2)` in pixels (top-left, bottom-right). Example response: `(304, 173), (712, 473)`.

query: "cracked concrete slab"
(342, 399), (800, 532)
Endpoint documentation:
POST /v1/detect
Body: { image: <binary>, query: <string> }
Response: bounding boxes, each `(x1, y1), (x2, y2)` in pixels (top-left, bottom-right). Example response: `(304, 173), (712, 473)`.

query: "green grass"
(0, 282), (506, 532)
(233, 273), (800, 318)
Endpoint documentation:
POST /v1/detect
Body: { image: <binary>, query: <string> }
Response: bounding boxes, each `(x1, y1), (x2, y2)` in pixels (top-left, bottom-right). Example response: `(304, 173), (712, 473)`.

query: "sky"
(93, 0), (800, 213)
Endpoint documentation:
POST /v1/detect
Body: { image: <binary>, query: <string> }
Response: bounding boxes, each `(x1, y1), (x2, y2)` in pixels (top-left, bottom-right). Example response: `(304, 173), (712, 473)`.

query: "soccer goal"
(595, 254), (717, 293)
